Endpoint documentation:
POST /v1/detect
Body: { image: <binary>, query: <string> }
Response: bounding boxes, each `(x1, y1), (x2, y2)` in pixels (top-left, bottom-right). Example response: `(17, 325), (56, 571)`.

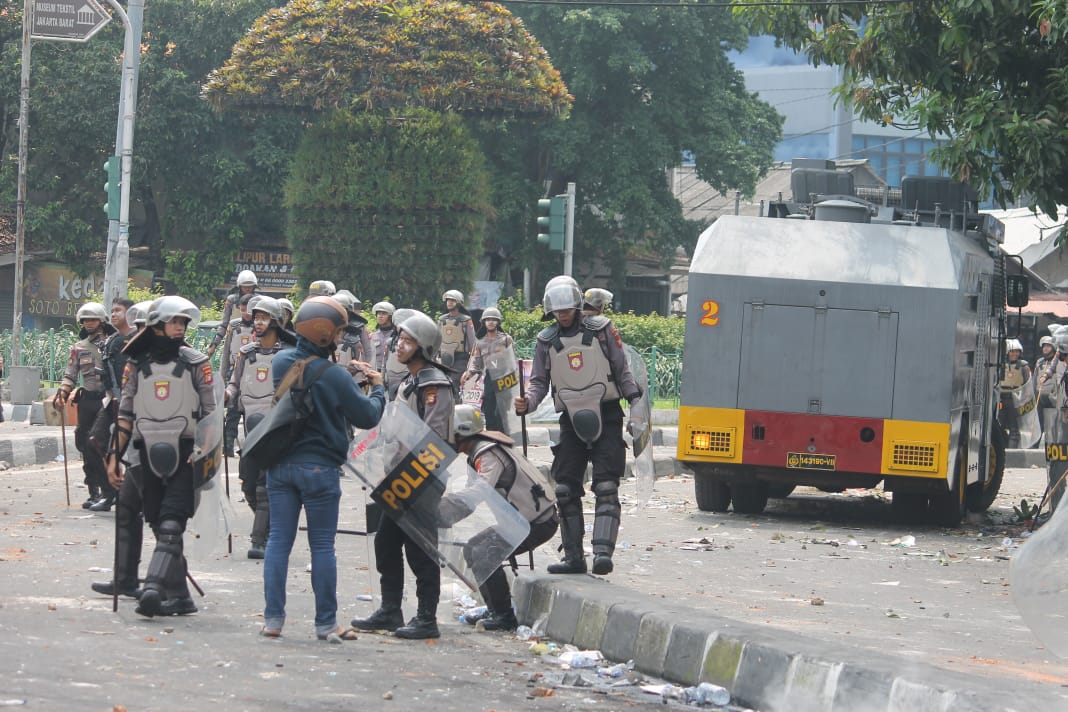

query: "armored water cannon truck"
(676, 163), (1029, 525)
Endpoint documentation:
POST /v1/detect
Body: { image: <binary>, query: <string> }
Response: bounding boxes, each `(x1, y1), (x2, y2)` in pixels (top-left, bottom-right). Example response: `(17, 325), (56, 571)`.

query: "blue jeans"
(263, 463), (342, 637)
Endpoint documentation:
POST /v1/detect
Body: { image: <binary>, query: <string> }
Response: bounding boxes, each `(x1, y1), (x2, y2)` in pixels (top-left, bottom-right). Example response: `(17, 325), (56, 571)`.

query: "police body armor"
(438, 314), (472, 369)
(400, 367), (454, 430)
(130, 347), (207, 479)
(384, 337), (409, 401)
(224, 319), (256, 373)
(471, 439), (556, 525)
(371, 327), (394, 372)
(541, 316), (619, 445)
(237, 344), (279, 422)
(1001, 361), (1028, 389)
(73, 338), (107, 394)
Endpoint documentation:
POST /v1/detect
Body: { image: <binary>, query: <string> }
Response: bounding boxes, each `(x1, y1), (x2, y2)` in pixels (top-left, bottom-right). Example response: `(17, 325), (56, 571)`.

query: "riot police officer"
(370, 301), (397, 373)
(352, 311), (454, 640)
(461, 307), (515, 432)
(582, 288), (613, 316)
(279, 298), (296, 332)
(107, 296), (216, 617)
(54, 302), (117, 509)
(437, 289), (477, 391)
(514, 279), (641, 576)
(334, 290), (372, 383)
(219, 293), (257, 456)
(1037, 335), (1064, 410)
(383, 308), (417, 401)
(226, 297), (295, 559)
(999, 339), (1032, 448)
(209, 269), (258, 358)
(450, 404), (558, 631)
(308, 280), (337, 297)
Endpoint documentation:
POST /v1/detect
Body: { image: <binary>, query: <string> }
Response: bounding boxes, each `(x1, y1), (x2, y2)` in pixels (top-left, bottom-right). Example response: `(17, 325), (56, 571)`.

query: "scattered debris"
(887, 535), (916, 547)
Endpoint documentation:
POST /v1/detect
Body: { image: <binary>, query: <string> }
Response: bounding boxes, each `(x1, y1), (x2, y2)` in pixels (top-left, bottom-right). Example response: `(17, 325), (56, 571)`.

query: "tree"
(738, 0), (1068, 218)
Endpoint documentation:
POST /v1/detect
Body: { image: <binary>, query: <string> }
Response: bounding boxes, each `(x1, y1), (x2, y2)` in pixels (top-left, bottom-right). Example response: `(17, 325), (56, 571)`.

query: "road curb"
(0, 431), (77, 467)
(514, 574), (1044, 712)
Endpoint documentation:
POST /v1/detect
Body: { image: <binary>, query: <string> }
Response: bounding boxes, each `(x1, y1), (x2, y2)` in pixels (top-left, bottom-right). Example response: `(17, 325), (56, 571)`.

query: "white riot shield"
(345, 402), (530, 590)
(461, 373), (484, 406)
(1011, 505), (1068, 658)
(484, 346), (522, 440)
(188, 381), (234, 559)
(624, 345), (655, 507)
(1013, 383), (1041, 449)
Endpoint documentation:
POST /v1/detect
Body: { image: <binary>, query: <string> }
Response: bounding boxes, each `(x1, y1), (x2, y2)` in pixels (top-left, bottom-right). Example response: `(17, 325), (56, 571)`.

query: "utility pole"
(563, 182), (576, 278)
(12, 0), (33, 366)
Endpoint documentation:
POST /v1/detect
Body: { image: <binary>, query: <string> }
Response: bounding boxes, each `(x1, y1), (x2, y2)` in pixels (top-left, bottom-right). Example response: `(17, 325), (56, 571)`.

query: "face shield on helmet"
(335, 290), (362, 312)
(453, 404), (486, 440)
(76, 302), (108, 323)
(308, 280), (337, 297)
(246, 295), (264, 315)
(543, 283), (582, 315)
(398, 312), (442, 361)
(127, 301), (153, 327)
(278, 298), (295, 323)
(236, 269), (258, 288)
(251, 296), (285, 330)
(147, 296), (201, 331)
(294, 296), (347, 347)
(583, 288), (613, 312)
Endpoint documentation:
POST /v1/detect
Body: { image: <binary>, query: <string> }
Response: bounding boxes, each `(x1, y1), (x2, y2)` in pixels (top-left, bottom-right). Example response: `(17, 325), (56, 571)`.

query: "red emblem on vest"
(154, 381), (170, 400)
(256, 366), (269, 383)
(241, 335), (251, 345)
(568, 351), (583, 371)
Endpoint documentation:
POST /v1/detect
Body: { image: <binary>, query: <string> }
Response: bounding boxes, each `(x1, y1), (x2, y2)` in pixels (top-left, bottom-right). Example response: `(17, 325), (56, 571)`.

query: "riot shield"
(460, 373), (484, 406)
(1013, 382), (1041, 449)
(1011, 504), (1068, 659)
(345, 402), (530, 590)
(484, 346), (522, 441)
(188, 381), (234, 559)
(624, 345), (655, 507)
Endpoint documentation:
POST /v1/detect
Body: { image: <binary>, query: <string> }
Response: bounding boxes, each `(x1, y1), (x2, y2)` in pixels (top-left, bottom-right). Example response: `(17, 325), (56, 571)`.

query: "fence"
(1, 330), (683, 405)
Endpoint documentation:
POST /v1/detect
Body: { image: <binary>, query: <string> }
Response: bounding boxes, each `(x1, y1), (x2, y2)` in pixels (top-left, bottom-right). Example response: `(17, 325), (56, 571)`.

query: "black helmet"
(294, 296), (347, 347)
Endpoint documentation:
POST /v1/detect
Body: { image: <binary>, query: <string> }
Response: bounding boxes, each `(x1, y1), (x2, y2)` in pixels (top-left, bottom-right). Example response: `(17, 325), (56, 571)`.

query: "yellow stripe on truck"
(880, 420), (950, 479)
(677, 406), (744, 463)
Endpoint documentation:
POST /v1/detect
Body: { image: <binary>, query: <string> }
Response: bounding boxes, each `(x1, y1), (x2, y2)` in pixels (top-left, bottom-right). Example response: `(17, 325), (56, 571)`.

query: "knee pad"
(157, 519), (184, 542)
(592, 480), (618, 499)
(555, 482), (581, 503)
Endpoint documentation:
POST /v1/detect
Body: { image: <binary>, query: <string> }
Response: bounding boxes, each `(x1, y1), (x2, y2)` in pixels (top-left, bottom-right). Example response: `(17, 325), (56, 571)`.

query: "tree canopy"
(202, 0), (572, 118)
(737, 0), (1068, 217)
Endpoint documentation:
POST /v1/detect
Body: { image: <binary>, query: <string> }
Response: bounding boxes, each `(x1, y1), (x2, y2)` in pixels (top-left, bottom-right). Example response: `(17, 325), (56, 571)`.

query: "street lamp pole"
(12, 0), (33, 366)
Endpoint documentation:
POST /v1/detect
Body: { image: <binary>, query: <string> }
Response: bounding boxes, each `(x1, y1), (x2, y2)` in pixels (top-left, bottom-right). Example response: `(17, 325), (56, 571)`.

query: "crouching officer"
(106, 296), (216, 617)
(451, 404), (558, 631)
(353, 311), (454, 639)
(514, 279), (641, 576)
(226, 297), (295, 559)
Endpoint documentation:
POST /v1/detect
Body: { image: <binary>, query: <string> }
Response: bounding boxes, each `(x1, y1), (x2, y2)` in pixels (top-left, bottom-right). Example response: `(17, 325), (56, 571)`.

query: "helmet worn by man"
(1040, 335), (1055, 348)
(77, 302), (109, 323)
(252, 296), (285, 329)
(481, 307), (503, 323)
(308, 280), (337, 297)
(442, 289), (464, 305)
(452, 404), (486, 440)
(1006, 338), (1023, 354)
(372, 301), (396, 316)
(543, 282), (582, 314)
(236, 270), (258, 288)
(127, 301), (154, 326)
(336, 289), (362, 312)
(278, 298), (295, 323)
(294, 296), (347, 347)
(147, 296), (201, 330)
(583, 288), (613, 312)
(398, 311), (442, 361)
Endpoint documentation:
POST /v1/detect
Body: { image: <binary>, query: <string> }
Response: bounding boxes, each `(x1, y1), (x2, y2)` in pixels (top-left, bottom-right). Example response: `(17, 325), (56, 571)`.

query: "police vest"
(73, 337), (106, 393)
(238, 344), (280, 419)
(1001, 361), (1028, 389)
(372, 327), (394, 372)
(541, 319), (619, 444)
(438, 315), (472, 367)
(399, 367), (455, 435)
(226, 319), (256, 366)
(470, 440), (557, 525)
(384, 335), (409, 400)
(337, 329), (367, 366)
(130, 348), (206, 478)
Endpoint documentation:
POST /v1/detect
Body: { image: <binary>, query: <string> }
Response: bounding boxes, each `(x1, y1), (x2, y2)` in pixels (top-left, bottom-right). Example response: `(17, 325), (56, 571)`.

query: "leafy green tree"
(490, 3), (782, 298)
(738, 0), (1068, 218)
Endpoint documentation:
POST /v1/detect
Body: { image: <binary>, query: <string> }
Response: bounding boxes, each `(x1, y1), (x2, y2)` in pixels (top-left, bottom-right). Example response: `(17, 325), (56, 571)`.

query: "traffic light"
(103, 156), (120, 220)
(537, 195), (566, 251)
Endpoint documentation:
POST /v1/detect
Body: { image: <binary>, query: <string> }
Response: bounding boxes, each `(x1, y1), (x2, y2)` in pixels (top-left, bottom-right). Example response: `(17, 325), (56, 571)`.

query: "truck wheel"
(694, 471), (731, 512)
(767, 484), (796, 499)
(967, 424), (1006, 513)
(930, 452), (966, 527)
(891, 491), (928, 522)
(731, 482), (769, 514)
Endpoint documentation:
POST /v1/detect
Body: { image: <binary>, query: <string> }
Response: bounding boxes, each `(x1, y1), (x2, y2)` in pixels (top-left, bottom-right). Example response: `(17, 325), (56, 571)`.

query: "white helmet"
(543, 281), (582, 314)
(278, 298), (295, 323)
(76, 302), (108, 322)
(481, 307), (502, 323)
(583, 288), (613, 311)
(308, 280), (337, 297)
(236, 269), (258, 288)
(372, 301), (396, 316)
(127, 301), (154, 326)
(453, 404), (485, 440)
(1040, 335), (1055, 348)
(147, 296), (201, 331)
(1006, 338), (1023, 353)
(442, 289), (464, 304)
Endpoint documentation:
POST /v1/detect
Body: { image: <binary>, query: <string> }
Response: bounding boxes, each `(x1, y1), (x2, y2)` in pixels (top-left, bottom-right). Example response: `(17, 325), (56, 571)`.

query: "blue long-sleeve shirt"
(272, 337), (386, 467)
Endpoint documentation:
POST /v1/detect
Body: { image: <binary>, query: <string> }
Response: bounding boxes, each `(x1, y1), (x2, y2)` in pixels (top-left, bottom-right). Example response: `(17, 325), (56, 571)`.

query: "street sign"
(31, 0), (111, 43)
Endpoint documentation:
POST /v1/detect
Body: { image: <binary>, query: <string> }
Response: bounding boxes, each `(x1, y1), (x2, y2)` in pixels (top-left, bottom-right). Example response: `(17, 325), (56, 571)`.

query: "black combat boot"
(352, 590), (404, 631)
(248, 483), (269, 559)
(547, 497), (587, 574)
(82, 484), (101, 509)
(89, 488), (117, 512)
(395, 602), (440, 640)
(480, 609), (518, 632)
(136, 521), (184, 618)
(591, 480), (621, 575)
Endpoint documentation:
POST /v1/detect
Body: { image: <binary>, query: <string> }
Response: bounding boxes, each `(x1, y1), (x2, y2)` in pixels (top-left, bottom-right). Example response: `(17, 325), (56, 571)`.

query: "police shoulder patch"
(424, 387), (437, 407)
(201, 364), (214, 385)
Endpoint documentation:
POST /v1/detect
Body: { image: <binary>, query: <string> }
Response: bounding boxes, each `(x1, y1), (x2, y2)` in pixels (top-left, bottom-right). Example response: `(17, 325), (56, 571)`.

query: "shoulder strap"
(273, 356), (318, 403)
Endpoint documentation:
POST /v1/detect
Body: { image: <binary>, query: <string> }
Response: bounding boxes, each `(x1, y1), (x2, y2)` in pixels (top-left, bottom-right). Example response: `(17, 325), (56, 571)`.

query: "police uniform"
(227, 339), (287, 552)
(371, 323), (395, 374)
(220, 316), (255, 454)
(999, 357), (1031, 448)
(60, 327), (115, 503)
(522, 314), (641, 574)
(336, 320), (373, 385)
(118, 342), (216, 616)
(458, 432), (557, 626)
(437, 312), (477, 390)
(383, 329), (409, 401)
(371, 365), (455, 631)
(466, 331), (515, 432)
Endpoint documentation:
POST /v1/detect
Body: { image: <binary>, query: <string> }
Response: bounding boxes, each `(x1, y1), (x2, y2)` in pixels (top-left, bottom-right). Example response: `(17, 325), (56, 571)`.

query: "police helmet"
(246, 294), (264, 314)
(278, 298), (295, 323)
(147, 296), (201, 331)
(251, 296), (285, 328)
(393, 308), (417, 327)
(543, 282), (582, 314)
(76, 302), (108, 323)
(1040, 335), (1055, 348)
(442, 289), (464, 305)
(127, 300), (153, 326)
(398, 311), (441, 361)
(453, 404), (486, 440)
(1006, 338), (1024, 353)
(481, 307), (503, 323)
(372, 301), (396, 316)
(308, 280), (337, 297)
(545, 275), (580, 291)
(1058, 336), (1068, 356)
(583, 288), (613, 311)
(294, 296), (347, 347)
(236, 270), (258, 288)
(333, 290), (359, 314)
